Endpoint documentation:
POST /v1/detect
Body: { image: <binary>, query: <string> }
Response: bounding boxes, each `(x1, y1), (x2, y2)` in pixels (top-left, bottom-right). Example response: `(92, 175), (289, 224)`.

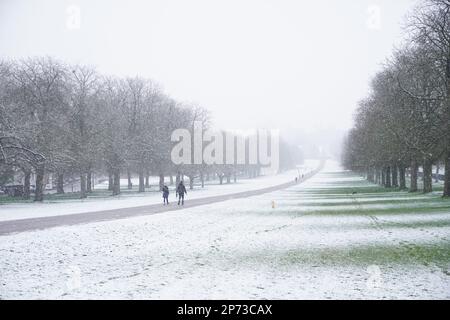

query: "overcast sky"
(0, 0), (417, 133)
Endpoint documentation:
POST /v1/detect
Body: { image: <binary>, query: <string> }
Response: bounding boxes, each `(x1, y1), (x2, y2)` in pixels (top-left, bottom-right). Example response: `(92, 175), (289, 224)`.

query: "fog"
(0, 0), (416, 138)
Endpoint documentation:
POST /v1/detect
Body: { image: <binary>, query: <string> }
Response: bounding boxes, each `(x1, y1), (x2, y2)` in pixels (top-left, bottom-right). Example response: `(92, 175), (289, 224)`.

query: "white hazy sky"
(0, 0), (417, 132)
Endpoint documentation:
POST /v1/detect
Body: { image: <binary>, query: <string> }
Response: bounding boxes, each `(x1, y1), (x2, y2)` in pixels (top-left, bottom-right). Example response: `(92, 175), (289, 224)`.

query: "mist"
(0, 0), (416, 138)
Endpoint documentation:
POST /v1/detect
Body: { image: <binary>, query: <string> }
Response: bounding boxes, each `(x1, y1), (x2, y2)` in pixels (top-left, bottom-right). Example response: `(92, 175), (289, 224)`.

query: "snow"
(0, 160), (449, 299)
(0, 160), (319, 222)
(418, 165), (446, 176)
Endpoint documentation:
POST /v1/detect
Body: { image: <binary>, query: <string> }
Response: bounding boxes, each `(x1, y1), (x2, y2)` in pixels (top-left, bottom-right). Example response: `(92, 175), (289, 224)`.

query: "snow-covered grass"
(0, 160), (319, 222)
(0, 160), (449, 299)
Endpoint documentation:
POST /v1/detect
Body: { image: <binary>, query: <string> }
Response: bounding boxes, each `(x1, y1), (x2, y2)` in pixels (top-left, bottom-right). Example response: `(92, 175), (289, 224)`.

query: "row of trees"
(0, 57), (302, 201)
(342, 0), (450, 197)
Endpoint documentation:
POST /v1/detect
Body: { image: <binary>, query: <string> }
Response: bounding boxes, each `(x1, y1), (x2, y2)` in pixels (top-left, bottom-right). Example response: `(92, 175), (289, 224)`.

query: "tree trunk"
(170, 175), (174, 185)
(176, 172), (181, 187)
(127, 169), (132, 189)
(108, 172), (113, 191)
(381, 168), (386, 186)
(392, 165), (398, 187)
(189, 176), (194, 190)
(57, 173), (65, 194)
(226, 175), (231, 184)
(34, 165), (45, 202)
(423, 158), (433, 193)
(234, 171), (237, 183)
(113, 169), (121, 196)
(444, 151), (450, 197)
(138, 167), (145, 192)
(219, 175), (224, 185)
(435, 163), (440, 183)
(80, 173), (87, 199)
(145, 170), (150, 188)
(23, 171), (31, 200)
(385, 166), (391, 188)
(159, 174), (164, 191)
(200, 172), (204, 188)
(366, 167), (372, 182)
(399, 166), (406, 190)
(410, 160), (418, 192)
(87, 171), (92, 193)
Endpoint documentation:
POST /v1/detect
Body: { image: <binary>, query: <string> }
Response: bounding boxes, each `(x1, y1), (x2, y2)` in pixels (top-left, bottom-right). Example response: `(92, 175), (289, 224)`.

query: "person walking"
(162, 185), (170, 205)
(176, 181), (187, 205)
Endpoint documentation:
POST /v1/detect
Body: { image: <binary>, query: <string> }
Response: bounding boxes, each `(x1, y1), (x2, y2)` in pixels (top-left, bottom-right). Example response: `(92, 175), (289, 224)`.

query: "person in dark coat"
(176, 181), (187, 205)
(162, 185), (169, 205)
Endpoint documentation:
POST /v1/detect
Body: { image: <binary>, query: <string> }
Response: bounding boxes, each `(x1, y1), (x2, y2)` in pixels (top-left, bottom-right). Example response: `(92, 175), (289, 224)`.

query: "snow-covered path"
(0, 160), (319, 222)
(1, 161), (449, 299)
(0, 167), (321, 235)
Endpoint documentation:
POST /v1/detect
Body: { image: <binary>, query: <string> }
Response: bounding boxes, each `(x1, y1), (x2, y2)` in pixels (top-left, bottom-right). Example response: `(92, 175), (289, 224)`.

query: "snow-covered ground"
(0, 160), (319, 222)
(418, 165), (445, 176)
(0, 160), (449, 299)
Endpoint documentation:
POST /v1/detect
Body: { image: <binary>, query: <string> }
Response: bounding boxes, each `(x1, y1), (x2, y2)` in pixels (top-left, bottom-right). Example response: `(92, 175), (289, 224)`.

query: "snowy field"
(0, 160), (318, 222)
(0, 161), (449, 299)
